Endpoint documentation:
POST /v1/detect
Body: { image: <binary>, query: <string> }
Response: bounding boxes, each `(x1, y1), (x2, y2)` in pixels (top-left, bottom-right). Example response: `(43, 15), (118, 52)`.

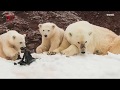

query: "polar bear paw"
(47, 51), (57, 55)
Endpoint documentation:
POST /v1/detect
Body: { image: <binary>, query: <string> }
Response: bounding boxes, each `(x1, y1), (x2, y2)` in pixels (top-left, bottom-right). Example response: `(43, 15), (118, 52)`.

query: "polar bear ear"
(88, 32), (92, 36)
(6, 29), (9, 32)
(13, 36), (16, 39)
(69, 32), (72, 37)
(38, 24), (42, 28)
(52, 25), (55, 29)
(23, 34), (26, 37)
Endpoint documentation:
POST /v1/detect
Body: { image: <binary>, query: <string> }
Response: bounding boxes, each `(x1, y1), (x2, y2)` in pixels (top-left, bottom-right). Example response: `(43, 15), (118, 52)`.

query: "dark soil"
(0, 11), (120, 53)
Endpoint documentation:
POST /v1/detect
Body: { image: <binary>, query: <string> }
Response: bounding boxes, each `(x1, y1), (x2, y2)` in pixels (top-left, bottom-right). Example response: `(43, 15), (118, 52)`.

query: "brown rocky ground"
(0, 11), (120, 53)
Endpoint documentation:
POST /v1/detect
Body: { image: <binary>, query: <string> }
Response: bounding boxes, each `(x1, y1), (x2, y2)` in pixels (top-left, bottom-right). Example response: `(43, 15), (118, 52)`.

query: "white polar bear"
(0, 30), (26, 60)
(51, 21), (118, 56)
(36, 22), (64, 54)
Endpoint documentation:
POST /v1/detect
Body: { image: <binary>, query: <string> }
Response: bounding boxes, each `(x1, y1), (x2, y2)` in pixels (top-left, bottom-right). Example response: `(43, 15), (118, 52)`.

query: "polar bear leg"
(108, 36), (120, 54)
(61, 44), (79, 56)
(49, 39), (60, 52)
(3, 45), (19, 60)
(36, 45), (47, 53)
(48, 36), (70, 55)
(36, 38), (50, 53)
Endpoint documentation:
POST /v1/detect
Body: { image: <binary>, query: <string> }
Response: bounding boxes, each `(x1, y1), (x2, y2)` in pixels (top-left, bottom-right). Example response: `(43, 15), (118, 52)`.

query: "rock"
(0, 11), (120, 53)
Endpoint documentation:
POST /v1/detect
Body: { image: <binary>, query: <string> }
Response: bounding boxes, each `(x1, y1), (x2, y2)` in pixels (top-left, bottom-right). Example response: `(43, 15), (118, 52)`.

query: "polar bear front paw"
(93, 50), (103, 55)
(60, 49), (78, 57)
(47, 51), (57, 55)
(10, 52), (19, 61)
(60, 50), (71, 56)
(36, 47), (43, 53)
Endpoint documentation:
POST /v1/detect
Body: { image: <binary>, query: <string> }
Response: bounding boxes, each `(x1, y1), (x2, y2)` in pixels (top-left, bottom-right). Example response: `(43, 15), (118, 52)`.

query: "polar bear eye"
(20, 42), (23, 44)
(85, 41), (87, 43)
(43, 30), (44, 31)
(48, 30), (50, 32)
(78, 42), (80, 44)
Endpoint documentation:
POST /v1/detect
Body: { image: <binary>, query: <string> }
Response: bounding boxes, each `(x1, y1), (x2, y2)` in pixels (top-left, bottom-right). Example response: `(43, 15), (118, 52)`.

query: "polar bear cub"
(0, 30), (26, 60)
(36, 22), (64, 54)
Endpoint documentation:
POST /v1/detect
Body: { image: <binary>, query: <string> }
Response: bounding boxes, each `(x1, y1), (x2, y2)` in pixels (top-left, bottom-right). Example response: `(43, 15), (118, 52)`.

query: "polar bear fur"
(108, 36), (120, 54)
(36, 22), (64, 54)
(0, 30), (26, 60)
(52, 21), (118, 56)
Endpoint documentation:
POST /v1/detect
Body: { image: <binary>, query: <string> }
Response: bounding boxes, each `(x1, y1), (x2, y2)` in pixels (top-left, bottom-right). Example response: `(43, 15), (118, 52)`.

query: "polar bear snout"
(81, 48), (86, 54)
(44, 35), (47, 37)
(81, 51), (85, 54)
(80, 44), (86, 54)
(80, 44), (85, 48)
(20, 47), (26, 50)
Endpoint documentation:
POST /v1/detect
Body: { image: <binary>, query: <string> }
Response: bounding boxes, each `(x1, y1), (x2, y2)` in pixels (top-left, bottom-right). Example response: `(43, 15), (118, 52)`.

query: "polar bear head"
(7, 30), (26, 50)
(38, 22), (56, 38)
(65, 21), (93, 54)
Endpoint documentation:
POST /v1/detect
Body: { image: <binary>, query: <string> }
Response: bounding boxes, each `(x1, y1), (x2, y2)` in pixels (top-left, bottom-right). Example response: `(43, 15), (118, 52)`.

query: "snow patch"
(0, 52), (120, 78)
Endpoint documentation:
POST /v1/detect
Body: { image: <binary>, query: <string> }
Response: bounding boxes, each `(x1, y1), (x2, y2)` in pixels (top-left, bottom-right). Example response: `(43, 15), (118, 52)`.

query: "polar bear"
(50, 21), (118, 56)
(0, 30), (26, 60)
(108, 36), (120, 54)
(36, 22), (64, 54)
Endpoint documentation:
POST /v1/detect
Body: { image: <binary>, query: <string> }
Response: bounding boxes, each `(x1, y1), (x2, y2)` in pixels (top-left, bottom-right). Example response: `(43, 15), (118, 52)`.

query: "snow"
(1, 52), (120, 79)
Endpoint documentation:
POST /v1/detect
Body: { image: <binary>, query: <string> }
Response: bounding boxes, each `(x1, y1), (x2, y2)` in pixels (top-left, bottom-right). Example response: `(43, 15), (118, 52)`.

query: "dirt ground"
(0, 11), (120, 53)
